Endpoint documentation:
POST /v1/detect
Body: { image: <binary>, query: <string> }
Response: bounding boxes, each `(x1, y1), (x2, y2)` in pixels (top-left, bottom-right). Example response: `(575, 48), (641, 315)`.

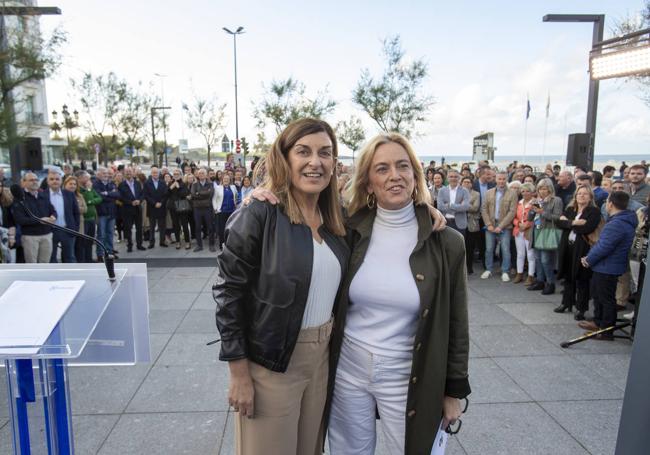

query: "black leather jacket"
(213, 200), (349, 372)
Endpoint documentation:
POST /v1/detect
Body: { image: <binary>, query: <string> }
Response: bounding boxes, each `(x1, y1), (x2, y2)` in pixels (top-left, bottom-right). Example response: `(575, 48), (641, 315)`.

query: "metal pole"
(233, 33), (242, 167)
(585, 16), (604, 171)
(1, 14), (21, 183)
(150, 108), (156, 165)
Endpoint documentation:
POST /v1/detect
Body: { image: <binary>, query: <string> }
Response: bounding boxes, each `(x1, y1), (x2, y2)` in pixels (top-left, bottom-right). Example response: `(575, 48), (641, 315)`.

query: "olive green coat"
(326, 203), (471, 455)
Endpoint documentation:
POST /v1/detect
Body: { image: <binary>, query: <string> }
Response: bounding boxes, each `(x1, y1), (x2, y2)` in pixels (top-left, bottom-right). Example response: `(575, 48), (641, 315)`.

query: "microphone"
(10, 184), (116, 281)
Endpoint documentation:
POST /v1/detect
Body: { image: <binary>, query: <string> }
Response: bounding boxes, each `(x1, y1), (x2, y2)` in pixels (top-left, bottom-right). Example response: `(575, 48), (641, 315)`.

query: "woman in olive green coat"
(327, 133), (470, 455)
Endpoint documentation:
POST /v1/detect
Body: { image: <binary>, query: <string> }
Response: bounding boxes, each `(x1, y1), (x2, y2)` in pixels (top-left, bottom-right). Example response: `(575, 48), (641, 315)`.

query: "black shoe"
(527, 282), (545, 291)
(193, 246), (203, 252)
(148, 244), (155, 249)
(574, 312), (586, 321)
(542, 283), (556, 295)
(160, 243), (168, 248)
(554, 303), (572, 313)
(137, 245), (146, 251)
(127, 246), (133, 253)
(209, 245), (216, 252)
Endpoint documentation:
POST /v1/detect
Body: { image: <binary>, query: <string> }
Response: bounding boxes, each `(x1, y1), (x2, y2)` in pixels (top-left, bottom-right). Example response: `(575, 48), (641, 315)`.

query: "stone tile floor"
(0, 247), (633, 454)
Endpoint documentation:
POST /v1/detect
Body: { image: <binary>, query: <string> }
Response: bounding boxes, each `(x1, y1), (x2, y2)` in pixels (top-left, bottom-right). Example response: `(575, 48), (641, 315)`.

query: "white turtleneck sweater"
(345, 203), (421, 356)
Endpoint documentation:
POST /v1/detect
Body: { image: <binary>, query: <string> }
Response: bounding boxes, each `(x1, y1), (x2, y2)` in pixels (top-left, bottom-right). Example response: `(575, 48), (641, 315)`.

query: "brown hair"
(258, 118), (345, 236)
(63, 175), (81, 197)
(346, 133), (431, 215)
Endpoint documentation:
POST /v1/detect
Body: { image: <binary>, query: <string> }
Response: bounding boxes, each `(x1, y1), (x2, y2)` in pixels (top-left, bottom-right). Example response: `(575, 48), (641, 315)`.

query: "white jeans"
(328, 336), (412, 455)
(515, 232), (535, 276)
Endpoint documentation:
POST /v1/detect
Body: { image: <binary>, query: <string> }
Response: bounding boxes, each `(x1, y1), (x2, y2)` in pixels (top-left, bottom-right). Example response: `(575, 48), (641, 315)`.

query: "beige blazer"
(481, 187), (518, 230)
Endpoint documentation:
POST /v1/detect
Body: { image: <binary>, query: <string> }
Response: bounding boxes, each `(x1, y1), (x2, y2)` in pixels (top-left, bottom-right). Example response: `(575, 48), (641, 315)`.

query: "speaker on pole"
(566, 133), (593, 170)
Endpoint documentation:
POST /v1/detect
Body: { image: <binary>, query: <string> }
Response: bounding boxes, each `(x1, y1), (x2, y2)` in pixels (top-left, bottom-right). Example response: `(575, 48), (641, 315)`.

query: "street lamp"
(154, 73), (169, 166)
(223, 26), (245, 166)
(51, 104), (79, 164)
(589, 27), (650, 80)
(543, 14), (604, 169)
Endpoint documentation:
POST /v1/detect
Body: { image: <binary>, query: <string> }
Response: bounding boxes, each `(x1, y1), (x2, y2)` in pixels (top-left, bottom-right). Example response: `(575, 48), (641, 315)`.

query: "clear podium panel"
(72, 263), (151, 366)
(0, 263), (150, 365)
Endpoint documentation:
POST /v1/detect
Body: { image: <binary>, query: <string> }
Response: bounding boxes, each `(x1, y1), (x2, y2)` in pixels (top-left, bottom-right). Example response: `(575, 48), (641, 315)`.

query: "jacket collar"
(348, 203), (433, 246)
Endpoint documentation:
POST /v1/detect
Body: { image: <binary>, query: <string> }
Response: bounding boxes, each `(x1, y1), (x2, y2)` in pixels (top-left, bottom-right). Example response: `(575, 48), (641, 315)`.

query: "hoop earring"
(366, 193), (376, 209)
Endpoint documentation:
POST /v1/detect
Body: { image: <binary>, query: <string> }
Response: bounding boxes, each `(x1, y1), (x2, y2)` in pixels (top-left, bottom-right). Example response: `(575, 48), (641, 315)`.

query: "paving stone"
(470, 324), (566, 357)
(72, 414), (120, 454)
(219, 411), (234, 455)
(571, 354), (631, 390)
(177, 310), (220, 334)
(494, 356), (625, 402)
(468, 340), (488, 359)
(154, 277), (211, 293)
(467, 358), (531, 404)
(457, 402), (589, 455)
(530, 324), (634, 355)
(0, 368), (6, 418)
(69, 365), (151, 415)
(145, 267), (172, 281)
(164, 267), (217, 279)
(476, 286), (558, 304)
(468, 304), (521, 326)
(498, 302), (578, 325)
(148, 292), (198, 310)
(149, 309), (187, 334)
(192, 292), (217, 310)
(540, 400), (623, 455)
(157, 333), (220, 366)
(99, 412), (225, 455)
(127, 364), (230, 413)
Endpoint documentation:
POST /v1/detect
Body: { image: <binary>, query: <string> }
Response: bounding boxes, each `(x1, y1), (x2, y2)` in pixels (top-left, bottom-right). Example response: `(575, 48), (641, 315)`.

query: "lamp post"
(543, 14), (604, 166)
(154, 73), (169, 166)
(223, 26), (245, 166)
(51, 104), (79, 164)
(151, 106), (171, 167)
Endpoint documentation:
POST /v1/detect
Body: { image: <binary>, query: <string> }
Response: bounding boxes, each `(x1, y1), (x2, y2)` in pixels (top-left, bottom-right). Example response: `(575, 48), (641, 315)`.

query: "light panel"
(590, 44), (650, 80)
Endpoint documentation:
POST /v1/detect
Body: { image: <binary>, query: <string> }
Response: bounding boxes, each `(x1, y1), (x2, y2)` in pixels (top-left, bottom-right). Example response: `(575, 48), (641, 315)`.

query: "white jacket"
(212, 183), (238, 213)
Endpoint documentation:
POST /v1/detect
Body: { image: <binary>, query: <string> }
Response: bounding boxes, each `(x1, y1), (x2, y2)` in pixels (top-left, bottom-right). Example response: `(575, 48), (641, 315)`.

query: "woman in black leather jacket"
(213, 118), (349, 455)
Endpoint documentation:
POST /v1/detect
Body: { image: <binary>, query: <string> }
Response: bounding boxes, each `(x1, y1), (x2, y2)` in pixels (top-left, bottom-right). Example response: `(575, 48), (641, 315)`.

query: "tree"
(253, 77), (336, 133)
(336, 116), (366, 158)
(252, 130), (270, 155)
(612, 2), (650, 107)
(352, 36), (435, 138)
(116, 81), (158, 154)
(0, 19), (66, 149)
(71, 72), (125, 165)
(183, 94), (227, 167)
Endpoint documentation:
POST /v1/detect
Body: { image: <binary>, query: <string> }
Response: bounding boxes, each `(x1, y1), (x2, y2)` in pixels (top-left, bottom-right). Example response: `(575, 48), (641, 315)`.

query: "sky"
(40, 0), (650, 159)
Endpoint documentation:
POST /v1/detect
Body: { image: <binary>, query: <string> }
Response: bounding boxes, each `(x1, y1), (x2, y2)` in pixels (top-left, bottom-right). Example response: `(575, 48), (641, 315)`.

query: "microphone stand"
(16, 198), (116, 281)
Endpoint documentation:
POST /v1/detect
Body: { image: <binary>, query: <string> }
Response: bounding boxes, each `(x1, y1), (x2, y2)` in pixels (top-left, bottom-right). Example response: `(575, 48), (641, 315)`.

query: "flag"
(545, 93), (550, 119)
(526, 95), (531, 120)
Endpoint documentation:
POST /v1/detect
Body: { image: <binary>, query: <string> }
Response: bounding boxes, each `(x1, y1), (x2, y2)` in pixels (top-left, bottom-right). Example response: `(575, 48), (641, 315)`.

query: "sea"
(338, 154), (648, 170)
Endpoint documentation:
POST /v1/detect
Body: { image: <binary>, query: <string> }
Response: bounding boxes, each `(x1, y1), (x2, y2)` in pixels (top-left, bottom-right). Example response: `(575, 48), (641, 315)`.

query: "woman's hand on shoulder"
(243, 187), (280, 207)
(427, 204), (447, 231)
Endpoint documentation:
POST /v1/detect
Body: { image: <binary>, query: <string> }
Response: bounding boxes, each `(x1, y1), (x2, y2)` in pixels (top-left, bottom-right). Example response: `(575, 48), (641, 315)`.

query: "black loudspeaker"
(566, 133), (593, 170)
(20, 137), (43, 171)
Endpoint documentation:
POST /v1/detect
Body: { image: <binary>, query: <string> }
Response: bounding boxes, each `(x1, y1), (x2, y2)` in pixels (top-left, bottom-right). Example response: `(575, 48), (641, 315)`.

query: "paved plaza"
(0, 246), (633, 454)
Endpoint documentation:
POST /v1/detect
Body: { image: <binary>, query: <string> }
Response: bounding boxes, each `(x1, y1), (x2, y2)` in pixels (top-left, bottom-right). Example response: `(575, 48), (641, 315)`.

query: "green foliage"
(352, 35), (435, 138)
(253, 77), (336, 133)
(252, 130), (270, 155)
(183, 94), (227, 167)
(0, 22), (66, 148)
(240, 137), (250, 155)
(336, 116), (366, 154)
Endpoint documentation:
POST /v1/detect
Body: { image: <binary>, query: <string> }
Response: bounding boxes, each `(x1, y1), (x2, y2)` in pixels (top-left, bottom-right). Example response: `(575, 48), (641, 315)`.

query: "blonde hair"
(536, 178), (556, 198)
(568, 184), (596, 209)
(258, 118), (345, 236)
(346, 133), (431, 215)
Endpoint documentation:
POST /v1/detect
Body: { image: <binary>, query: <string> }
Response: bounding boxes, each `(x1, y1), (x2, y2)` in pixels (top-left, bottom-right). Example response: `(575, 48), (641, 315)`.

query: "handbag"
(583, 218), (605, 247)
(173, 198), (192, 214)
(534, 220), (562, 250)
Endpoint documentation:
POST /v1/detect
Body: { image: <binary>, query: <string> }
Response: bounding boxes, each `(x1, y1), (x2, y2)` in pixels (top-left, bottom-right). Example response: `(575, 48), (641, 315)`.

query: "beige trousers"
(235, 318), (332, 455)
(22, 234), (53, 263)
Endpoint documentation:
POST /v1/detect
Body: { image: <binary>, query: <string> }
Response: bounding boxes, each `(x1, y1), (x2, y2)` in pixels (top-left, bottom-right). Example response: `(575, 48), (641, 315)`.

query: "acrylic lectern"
(0, 263), (150, 455)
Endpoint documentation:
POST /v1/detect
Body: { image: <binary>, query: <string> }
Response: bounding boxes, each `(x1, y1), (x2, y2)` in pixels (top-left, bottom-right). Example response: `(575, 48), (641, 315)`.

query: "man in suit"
(44, 170), (80, 263)
(191, 168), (215, 252)
(93, 167), (121, 260)
(436, 169), (470, 235)
(142, 166), (168, 248)
(118, 167), (146, 252)
(472, 165), (496, 266)
(480, 171), (518, 282)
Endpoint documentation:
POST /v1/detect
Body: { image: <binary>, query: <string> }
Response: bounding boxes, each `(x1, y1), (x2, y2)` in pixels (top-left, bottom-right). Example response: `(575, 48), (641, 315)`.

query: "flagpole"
(542, 92), (550, 168)
(524, 94), (530, 159)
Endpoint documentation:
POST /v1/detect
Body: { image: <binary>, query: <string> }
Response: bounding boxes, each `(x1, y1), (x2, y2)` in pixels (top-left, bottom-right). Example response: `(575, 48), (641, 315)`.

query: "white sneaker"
(623, 311), (635, 320)
(501, 273), (510, 282)
(480, 271), (492, 279)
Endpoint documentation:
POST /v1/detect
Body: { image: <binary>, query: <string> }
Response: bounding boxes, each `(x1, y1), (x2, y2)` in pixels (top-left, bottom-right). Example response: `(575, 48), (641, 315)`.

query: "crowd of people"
(0, 154), (259, 263)
(419, 159), (649, 339)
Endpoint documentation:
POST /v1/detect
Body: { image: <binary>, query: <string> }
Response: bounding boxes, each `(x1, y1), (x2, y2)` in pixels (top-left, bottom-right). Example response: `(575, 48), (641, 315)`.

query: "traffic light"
(235, 139), (241, 152)
(240, 137), (249, 155)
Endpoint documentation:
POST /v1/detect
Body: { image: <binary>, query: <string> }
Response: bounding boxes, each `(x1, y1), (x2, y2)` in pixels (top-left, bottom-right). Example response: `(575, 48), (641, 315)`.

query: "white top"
(569, 210), (582, 243)
(446, 185), (458, 219)
(345, 203), (421, 356)
(301, 238), (342, 328)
